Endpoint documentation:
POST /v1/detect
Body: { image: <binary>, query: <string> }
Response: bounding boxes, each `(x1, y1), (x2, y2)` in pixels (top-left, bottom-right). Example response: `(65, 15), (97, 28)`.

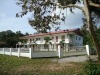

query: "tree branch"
(53, 2), (84, 11)
(89, 1), (100, 8)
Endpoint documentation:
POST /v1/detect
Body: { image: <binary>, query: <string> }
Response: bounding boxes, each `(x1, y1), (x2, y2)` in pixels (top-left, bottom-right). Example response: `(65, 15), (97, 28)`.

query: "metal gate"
(63, 46), (87, 57)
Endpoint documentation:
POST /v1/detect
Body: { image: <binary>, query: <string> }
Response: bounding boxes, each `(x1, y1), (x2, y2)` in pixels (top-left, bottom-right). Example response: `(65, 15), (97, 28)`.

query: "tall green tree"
(81, 24), (100, 46)
(0, 30), (25, 47)
(44, 36), (52, 51)
(16, 0), (100, 59)
(81, 26), (93, 46)
(16, 31), (24, 37)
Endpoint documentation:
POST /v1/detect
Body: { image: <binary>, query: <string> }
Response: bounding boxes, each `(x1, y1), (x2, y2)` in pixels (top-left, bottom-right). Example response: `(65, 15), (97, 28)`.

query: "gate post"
(10, 48), (12, 56)
(58, 45), (63, 58)
(86, 45), (90, 56)
(29, 48), (32, 59)
(18, 48), (20, 57)
(3, 48), (5, 55)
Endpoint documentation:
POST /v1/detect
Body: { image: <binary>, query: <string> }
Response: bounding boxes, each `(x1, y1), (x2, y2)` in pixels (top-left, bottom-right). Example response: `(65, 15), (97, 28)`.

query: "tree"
(16, 31), (24, 37)
(81, 26), (100, 46)
(0, 30), (17, 47)
(81, 26), (93, 46)
(0, 30), (24, 47)
(59, 40), (65, 50)
(44, 36), (52, 51)
(16, 0), (100, 59)
(25, 32), (29, 36)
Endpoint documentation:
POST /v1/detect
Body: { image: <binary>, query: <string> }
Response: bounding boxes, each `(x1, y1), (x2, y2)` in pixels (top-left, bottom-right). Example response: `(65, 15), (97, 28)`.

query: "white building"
(20, 28), (83, 51)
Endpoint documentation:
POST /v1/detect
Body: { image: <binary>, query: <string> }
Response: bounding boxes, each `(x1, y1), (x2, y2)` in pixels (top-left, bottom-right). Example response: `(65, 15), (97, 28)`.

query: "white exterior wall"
(26, 33), (83, 46)
(32, 33), (70, 44)
(65, 33), (69, 43)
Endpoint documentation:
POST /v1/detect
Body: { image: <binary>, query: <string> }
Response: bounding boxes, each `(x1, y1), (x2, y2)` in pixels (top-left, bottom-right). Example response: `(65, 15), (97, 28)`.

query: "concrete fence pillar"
(29, 48), (32, 59)
(58, 45), (63, 58)
(86, 45), (90, 56)
(18, 48), (20, 57)
(3, 48), (5, 55)
(10, 48), (12, 56)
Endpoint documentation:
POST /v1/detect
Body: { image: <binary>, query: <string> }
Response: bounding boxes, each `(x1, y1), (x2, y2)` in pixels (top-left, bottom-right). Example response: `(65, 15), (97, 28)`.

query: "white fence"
(63, 46), (87, 57)
(0, 47), (60, 58)
(0, 48), (31, 58)
(31, 51), (58, 58)
(0, 45), (91, 58)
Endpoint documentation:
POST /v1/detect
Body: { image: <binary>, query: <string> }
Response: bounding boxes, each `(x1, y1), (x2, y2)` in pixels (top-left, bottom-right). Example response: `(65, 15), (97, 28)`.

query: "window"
(61, 35), (65, 40)
(56, 36), (58, 42)
(79, 37), (81, 41)
(36, 38), (40, 41)
(30, 39), (32, 42)
(36, 38), (38, 41)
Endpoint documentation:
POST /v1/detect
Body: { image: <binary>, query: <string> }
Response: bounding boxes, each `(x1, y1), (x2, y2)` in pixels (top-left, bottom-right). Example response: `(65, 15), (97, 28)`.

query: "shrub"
(84, 61), (100, 75)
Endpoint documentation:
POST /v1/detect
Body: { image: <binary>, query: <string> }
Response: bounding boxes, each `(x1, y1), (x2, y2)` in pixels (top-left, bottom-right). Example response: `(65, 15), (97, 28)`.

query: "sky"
(0, 0), (84, 34)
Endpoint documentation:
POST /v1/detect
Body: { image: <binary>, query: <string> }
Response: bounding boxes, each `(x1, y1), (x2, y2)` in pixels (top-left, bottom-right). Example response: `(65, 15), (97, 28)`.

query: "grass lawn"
(0, 54), (99, 75)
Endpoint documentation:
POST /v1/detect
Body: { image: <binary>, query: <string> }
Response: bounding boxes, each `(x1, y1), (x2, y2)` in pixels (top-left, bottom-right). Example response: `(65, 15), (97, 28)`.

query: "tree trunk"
(89, 24), (100, 59)
(84, 0), (100, 59)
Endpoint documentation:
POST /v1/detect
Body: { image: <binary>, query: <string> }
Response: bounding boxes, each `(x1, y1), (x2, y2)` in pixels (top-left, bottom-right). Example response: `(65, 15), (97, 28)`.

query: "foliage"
(96, 27), (100, 44)
(25, 32), (29, 36)
(84, 61), (100, 75)
(80, 27), (93, 46)
(16, 0), (74, 32)
(44, 36), (52, 50)
(16, 0), (100, 33)
(44, 36), (52, 45)
(59, 40), (65, 48)
(81, 27), (100, 46)
(0, 30), (27, 47)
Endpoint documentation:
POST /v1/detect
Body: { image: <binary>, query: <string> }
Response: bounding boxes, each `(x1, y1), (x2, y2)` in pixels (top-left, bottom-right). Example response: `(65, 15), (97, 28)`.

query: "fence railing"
(0, 48), (32, 58)
(33, 48), (58, 51)
(0, 45), (91, 58)
(0, 47), (59, 58)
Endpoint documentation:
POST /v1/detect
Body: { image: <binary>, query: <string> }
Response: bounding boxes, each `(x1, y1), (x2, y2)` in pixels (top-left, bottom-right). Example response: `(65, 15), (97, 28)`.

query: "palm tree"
(44, 37), (52, 51)
(59, 40), (65, 50)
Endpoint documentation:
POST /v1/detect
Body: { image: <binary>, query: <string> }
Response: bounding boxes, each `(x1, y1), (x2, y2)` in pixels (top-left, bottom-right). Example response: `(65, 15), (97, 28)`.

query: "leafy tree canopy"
(0, 30), (28, 47)
(16, 0), (100, 33)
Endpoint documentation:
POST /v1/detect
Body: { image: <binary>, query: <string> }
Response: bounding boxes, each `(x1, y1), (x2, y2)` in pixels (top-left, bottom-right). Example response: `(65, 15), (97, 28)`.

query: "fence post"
(3, 48), (5, 55)
(86, 45), (90, 56)
(18, 48), (20, 57)
(29, 48), (32, 59)
(58, 45), (63, 58)
(10, 48), (12, 56)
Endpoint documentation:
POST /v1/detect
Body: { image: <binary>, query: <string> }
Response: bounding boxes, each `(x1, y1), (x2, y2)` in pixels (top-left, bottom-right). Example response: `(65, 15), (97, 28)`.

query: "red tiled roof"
(22, 28), (82, 38)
